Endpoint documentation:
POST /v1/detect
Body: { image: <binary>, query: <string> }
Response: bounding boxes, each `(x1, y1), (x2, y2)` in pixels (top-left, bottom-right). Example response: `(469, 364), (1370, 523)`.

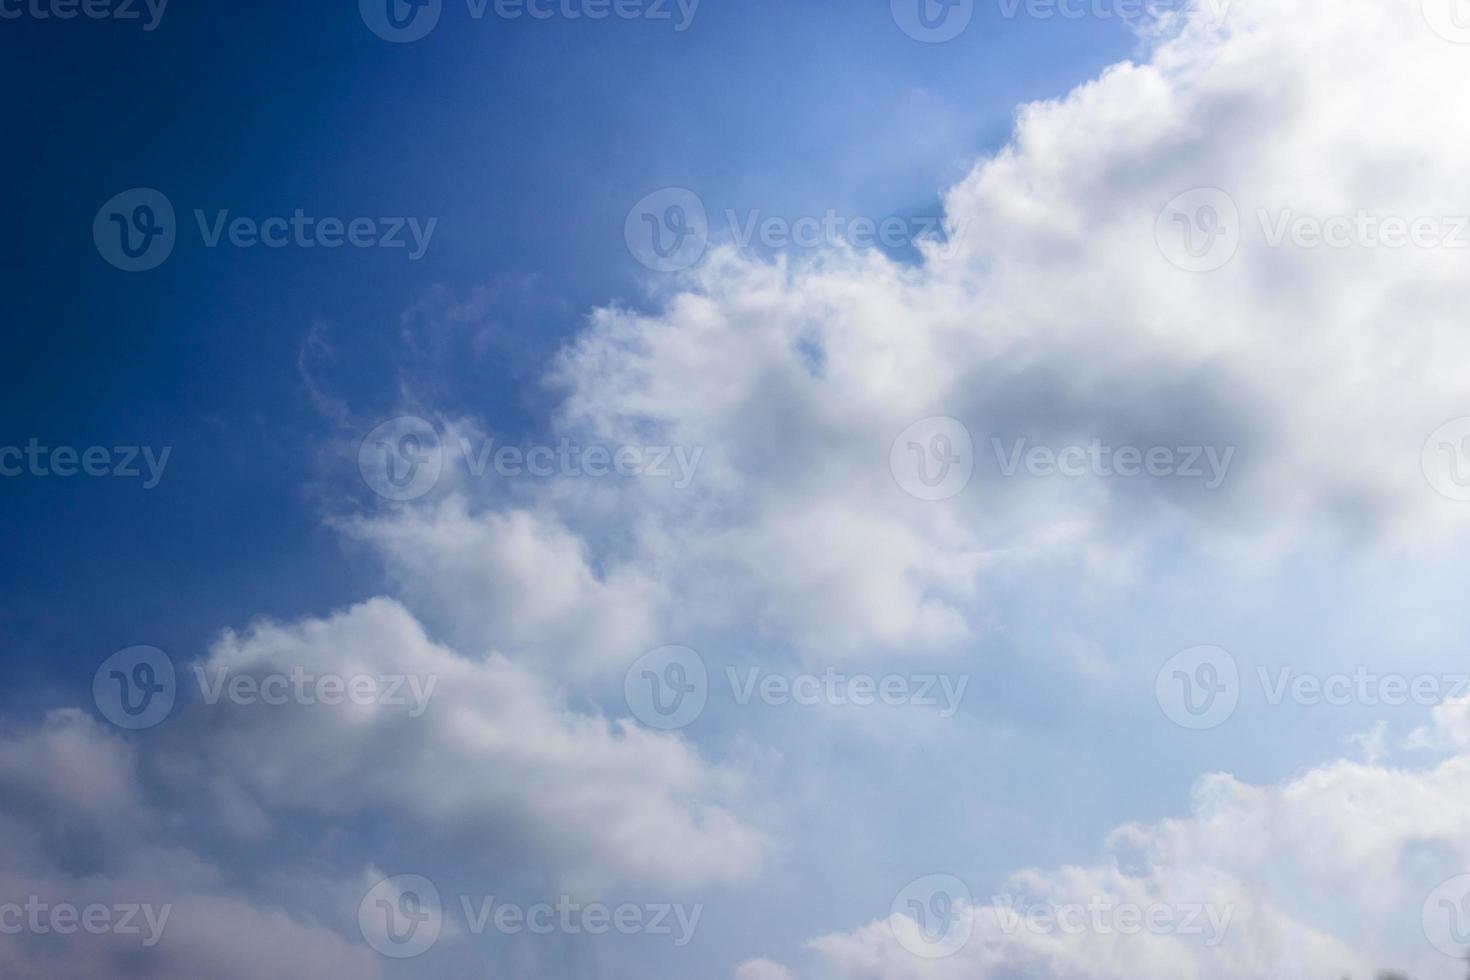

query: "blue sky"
(7, 1), (1470, 979)
(0, 0), (1132, 699)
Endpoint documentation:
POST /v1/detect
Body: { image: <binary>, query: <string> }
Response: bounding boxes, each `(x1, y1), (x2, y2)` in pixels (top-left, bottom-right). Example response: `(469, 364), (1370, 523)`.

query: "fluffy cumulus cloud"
(771, 746), (1470, 980)
(521, 0), (1470, 664)
(0, 711), (384, 980)
(12, 0), (1470, 975)
(169, 597), (765, 891)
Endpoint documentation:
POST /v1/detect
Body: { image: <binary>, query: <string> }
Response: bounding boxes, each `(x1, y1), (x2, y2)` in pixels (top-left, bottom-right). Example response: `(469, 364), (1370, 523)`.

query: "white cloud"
(170, 597), (766, 892)
(351, 497), (667, 674)
(515, 0), (1470, 663)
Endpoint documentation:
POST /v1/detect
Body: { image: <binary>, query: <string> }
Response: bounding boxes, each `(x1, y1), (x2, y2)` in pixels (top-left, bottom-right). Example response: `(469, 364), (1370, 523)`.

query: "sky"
(5, 0), (1470, 978)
